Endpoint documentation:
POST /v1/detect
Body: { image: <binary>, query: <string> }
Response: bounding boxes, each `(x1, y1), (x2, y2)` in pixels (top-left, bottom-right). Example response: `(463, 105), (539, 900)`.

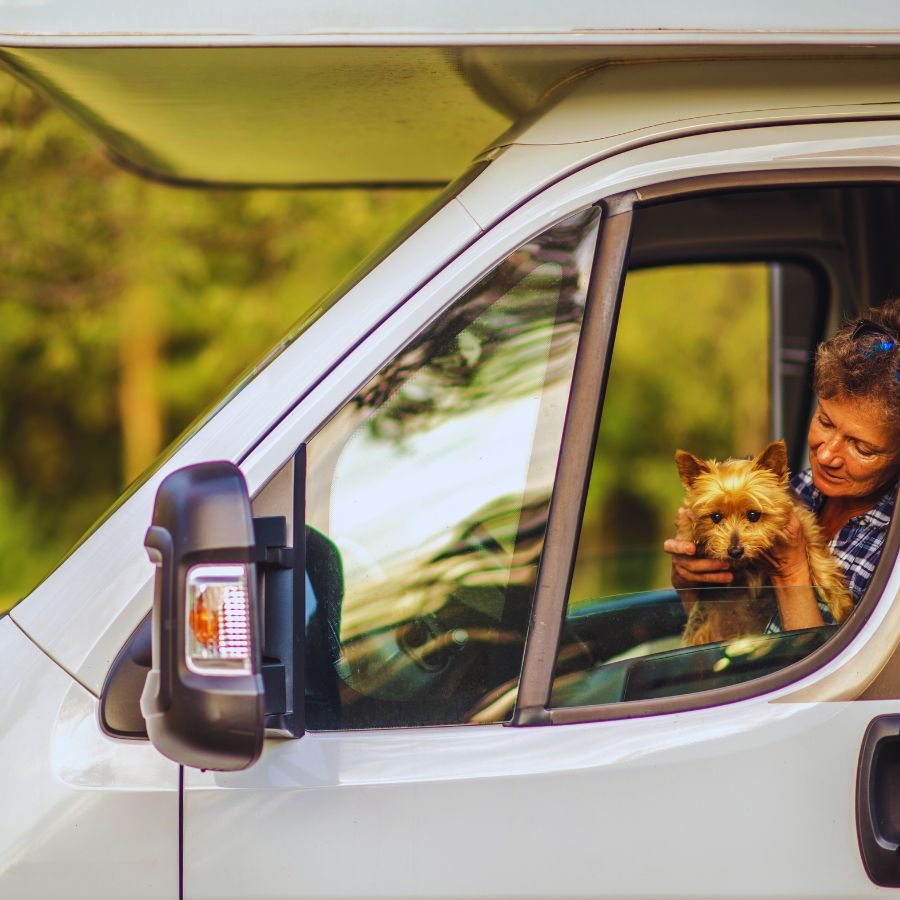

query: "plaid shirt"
(767, 468), (896, 632)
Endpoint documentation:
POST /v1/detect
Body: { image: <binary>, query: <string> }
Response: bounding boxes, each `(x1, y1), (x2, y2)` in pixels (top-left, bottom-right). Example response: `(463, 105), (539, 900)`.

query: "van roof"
(4, 3), (900, 47)
(3, 4), (900, 187)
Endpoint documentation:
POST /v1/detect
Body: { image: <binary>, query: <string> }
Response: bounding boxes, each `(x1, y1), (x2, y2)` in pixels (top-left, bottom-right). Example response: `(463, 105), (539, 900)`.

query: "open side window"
(520, 180), (900, 724)
(553, 256), (831, 710)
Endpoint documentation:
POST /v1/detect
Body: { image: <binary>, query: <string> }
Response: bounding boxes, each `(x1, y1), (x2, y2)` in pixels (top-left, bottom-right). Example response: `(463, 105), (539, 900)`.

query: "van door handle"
(858, 715), (900, 887)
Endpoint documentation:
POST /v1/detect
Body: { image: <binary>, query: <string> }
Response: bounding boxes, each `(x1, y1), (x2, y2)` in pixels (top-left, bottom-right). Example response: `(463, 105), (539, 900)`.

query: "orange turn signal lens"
(185, 565), (252, 675)
(189, 593), (220, 649)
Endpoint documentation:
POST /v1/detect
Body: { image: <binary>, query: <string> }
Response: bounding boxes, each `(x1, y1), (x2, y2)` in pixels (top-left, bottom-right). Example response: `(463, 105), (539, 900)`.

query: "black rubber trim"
(99, 613), (152, 739)
(635, 166), (900, 203)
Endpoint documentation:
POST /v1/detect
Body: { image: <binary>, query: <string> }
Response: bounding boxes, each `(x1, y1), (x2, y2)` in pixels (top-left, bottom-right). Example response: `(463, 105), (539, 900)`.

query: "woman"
(665, 298), (899, 631)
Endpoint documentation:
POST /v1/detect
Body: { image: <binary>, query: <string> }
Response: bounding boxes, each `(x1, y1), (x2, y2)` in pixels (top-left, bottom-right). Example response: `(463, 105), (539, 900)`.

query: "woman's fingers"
(679, 556), (732, 573)
(664, 526), (733, 586)
(679, 569), (734, 585)
(669, 546), (734, 586)
(672, 559), (734, 585)
(663, 539), (696, 556)
(672, 556), (733, 575)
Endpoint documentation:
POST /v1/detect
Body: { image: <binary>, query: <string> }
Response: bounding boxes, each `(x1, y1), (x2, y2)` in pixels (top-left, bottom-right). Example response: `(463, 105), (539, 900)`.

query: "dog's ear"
(753, 440), (788, 479)
(675, 450), (711, 488)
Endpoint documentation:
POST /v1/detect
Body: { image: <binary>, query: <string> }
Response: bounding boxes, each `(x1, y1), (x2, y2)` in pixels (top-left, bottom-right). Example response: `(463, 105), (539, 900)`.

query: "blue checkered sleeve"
(792, 468), (895, 603)
(766, 469), (895, 633)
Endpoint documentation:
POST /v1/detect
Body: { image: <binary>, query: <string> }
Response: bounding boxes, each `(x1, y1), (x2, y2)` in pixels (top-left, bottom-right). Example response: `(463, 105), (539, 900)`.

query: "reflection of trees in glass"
(341, 492), (550, 640)
(431, 493), (549, 589)
(354, 210), (596, 443)
(336, 491), (549, 706)
(333, 210), (599, 638)
(308, 209), (599, 718)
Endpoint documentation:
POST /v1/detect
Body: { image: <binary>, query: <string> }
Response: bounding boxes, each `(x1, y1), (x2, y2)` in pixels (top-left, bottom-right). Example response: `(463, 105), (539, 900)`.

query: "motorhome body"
(1, 5), (900, 898)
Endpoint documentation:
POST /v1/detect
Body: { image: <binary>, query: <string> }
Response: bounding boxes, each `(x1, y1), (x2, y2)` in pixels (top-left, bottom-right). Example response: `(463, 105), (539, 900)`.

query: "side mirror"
(140, 461), (265, 771)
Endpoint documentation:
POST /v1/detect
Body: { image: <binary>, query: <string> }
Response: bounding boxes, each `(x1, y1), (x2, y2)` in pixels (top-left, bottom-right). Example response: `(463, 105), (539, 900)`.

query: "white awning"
(3, 3), (900, 186)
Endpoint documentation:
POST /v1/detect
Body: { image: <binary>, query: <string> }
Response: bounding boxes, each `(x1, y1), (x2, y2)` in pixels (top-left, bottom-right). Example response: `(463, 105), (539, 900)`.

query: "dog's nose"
(727, 546), (744, 559)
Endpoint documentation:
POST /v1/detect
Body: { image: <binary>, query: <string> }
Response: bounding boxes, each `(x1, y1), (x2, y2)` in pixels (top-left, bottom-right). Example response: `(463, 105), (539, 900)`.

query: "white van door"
(181, 121), (900, 900)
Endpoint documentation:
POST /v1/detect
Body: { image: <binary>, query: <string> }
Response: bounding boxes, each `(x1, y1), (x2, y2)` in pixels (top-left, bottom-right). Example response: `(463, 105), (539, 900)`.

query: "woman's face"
(807, 395), (899, 500)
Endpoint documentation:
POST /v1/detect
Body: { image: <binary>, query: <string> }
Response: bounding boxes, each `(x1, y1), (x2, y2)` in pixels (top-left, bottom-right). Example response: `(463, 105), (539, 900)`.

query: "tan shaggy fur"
(675, 440), (854, 647)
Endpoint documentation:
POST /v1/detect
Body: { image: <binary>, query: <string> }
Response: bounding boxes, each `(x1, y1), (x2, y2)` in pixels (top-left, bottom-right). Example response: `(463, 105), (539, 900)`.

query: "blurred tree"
(570, 262), (770, 601)
(0, 74), (434, 609)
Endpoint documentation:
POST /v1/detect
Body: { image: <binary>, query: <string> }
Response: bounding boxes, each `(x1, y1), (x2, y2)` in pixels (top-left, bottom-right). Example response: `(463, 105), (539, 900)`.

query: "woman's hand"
(663, 506), (733, 588)
(664, 541), (735, 588)
(763, 512), (811, 585)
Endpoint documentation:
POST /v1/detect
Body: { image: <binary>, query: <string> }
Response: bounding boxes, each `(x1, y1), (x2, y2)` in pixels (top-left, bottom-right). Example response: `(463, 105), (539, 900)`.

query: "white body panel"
(186, 124), (900, 898)
(0, 617), (178, 899)
(2, 2), (900, 45)
(507, 60), (900, 148)
(183, 698), (888, 899)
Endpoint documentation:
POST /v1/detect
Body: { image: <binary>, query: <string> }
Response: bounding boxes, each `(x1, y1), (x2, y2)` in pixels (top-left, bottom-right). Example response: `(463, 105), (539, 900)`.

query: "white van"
(1, 6), (900, 899)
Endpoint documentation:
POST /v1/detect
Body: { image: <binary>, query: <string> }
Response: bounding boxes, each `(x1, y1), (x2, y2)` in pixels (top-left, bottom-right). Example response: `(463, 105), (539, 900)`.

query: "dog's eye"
(746, 510), (761, 522)
(710, 512), (723, 524)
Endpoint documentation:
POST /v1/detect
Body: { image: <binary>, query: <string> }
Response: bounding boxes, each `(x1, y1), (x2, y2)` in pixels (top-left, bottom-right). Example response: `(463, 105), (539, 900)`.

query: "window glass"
(551, 261), (840, 707)
(305, 208), (600, 729)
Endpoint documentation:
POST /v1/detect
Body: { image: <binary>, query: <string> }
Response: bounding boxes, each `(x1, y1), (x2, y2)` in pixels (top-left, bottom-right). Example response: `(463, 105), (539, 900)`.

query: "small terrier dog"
(675, 440), (853, 646)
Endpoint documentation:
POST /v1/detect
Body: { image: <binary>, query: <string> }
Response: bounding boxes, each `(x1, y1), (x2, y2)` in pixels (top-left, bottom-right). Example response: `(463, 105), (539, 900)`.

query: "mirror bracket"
(253, 512), (305, 738)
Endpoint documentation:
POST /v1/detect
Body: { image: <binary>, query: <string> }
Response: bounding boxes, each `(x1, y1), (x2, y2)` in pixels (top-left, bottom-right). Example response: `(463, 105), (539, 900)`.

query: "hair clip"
(851, 320), (898, 381)
(852, 318), (898, 345)
(863, 338), (895, 357)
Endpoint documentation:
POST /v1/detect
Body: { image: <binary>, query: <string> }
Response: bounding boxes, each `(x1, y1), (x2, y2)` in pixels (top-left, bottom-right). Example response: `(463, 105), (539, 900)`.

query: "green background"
(0, 74), (770, 613)
(0, 74), (433, 611)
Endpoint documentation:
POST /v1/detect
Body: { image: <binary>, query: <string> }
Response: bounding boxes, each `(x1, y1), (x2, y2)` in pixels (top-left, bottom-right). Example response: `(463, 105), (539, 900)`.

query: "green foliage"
(571, 263), (770, 603)
(0, 74), (773, 618)
(0, 74), (434, 611)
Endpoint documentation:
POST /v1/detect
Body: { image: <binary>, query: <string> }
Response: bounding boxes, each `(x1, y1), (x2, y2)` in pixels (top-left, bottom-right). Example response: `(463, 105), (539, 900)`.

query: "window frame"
(513, 168), (900, 727)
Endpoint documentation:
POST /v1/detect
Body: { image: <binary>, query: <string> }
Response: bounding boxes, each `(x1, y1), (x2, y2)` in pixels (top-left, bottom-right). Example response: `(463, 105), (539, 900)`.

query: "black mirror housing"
(140, 461), (265, 771)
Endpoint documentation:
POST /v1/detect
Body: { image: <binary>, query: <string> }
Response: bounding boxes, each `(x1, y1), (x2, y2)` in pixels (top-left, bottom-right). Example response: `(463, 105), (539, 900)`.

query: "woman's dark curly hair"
(814, 297), (900, 439)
